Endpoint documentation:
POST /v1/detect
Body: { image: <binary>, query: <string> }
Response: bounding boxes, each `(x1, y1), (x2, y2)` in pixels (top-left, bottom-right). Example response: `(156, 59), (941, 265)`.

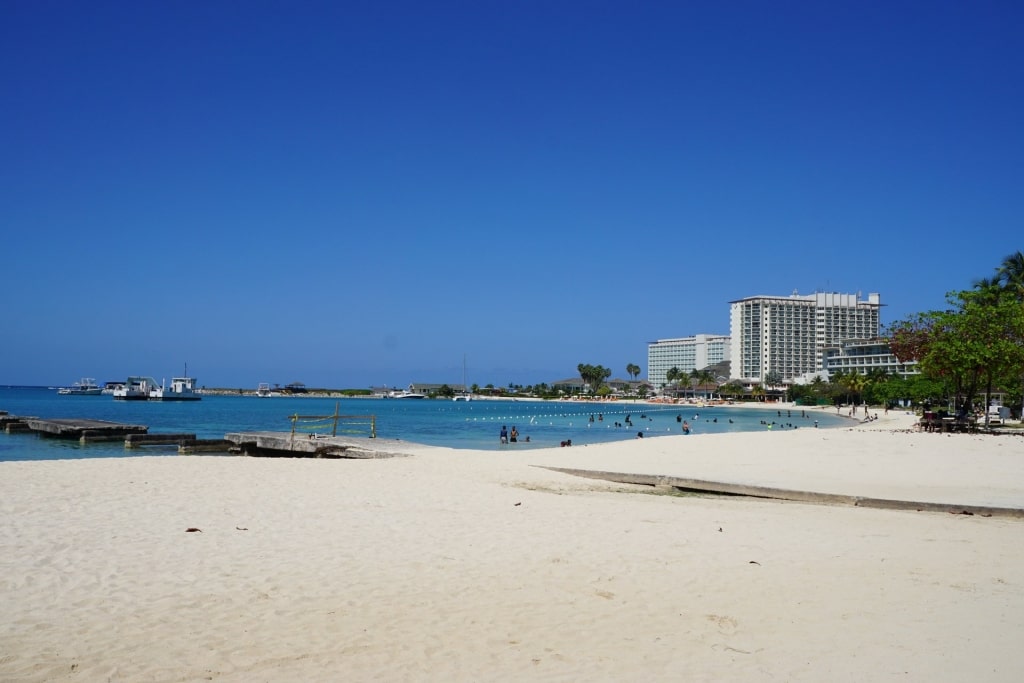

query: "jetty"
(4, 415), (148, 442)
(124, 433), (235, 453)
(1, 406), (398, 457)
(223, 431), (408, 459)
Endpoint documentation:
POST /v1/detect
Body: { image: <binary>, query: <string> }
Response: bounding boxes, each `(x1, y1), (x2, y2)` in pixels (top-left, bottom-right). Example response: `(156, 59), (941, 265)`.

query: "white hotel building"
(647, 334), (731, 391)
(729, 292), (882, 383)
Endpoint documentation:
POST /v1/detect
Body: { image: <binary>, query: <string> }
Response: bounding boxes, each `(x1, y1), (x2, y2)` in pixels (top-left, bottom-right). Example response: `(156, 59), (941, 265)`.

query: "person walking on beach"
(500, 425), (508, 444)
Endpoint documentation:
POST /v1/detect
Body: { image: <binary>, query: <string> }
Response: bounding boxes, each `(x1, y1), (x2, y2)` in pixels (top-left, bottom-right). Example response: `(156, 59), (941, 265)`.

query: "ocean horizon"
(0, 386), (849, 461)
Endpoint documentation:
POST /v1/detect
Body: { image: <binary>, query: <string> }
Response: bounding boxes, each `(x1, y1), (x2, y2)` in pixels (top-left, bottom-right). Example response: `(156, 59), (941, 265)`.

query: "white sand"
(2, 415), (1023, 682)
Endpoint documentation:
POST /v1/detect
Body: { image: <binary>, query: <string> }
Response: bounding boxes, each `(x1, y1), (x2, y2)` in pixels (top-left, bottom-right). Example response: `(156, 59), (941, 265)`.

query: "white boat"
(58, 378), (103, 396)
(389, 390), (426, 399)
(452, 354), (472, 401)
(113, 376), (160, 400)
(150, 376), (202, 401)
(257, 383), (273, 397)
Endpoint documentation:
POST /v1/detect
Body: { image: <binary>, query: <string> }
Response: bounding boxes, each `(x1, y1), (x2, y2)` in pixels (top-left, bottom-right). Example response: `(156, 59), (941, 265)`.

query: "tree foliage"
(887, 256), (1024, 412)
(626, 363), (641, 381)
(577, 363), (612, 394)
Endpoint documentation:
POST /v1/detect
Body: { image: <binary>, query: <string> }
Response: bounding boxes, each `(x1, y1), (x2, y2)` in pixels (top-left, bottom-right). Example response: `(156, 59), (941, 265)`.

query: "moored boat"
(113, 376), (160, 400)
(57, 378), (103, 396)
(389, 390), (426, 399)
(149, 376), (202, 401)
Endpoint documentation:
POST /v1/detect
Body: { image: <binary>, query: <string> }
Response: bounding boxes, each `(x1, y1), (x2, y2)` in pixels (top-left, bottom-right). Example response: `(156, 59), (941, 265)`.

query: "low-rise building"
(648, 334), (731, 392)
(821, 338), (919, 378)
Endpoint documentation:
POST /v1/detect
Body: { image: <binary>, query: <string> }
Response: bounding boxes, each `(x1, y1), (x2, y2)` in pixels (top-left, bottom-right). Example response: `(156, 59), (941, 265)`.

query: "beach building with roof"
(647, 334), (731, 392)
(729, 291), (882, 384)
(821, 337), (919, 379)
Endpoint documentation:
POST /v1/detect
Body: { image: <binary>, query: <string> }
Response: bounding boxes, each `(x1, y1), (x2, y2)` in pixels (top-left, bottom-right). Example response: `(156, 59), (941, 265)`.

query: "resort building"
(729, 292), (882, 383)
(647, 334), (731, 391)
(821, 338), (919, 379)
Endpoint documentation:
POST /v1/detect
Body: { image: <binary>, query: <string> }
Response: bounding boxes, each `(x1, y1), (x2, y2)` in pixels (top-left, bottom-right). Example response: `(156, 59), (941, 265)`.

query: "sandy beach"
(2, 410), (1022, 682)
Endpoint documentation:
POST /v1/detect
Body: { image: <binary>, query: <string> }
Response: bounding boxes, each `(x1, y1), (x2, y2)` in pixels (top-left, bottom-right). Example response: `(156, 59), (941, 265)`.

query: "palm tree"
(689, 369), (701, 399)
(665, 366), (680, 395)
(842, 372), (868, 407)
(997, 250), (1024, 300)
(721, 380), (745, 399)
(995, 251), (1024, 419)
(626, 363), (641, 382)
(697, 370), (716, 399)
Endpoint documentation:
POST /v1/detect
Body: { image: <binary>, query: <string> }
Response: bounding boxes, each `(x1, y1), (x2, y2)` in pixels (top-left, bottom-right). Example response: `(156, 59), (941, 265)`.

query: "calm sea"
(0, 386), (847, 462)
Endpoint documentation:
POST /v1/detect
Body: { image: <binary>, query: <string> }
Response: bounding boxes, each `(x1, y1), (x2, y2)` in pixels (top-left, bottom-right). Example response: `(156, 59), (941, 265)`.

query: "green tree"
(626, 363), (641, 382)
(695, 369), (716, 399)
(688, 369), (701, 399)
(720, 381), (745, 399)
(889, 288), (1024, 414)
(665, 366), (681, 395)
(989, 251), (1024, 417)
(577, 363), (612, 394)
(840, 373), (867, 406)
(995, 250), (1024, 300)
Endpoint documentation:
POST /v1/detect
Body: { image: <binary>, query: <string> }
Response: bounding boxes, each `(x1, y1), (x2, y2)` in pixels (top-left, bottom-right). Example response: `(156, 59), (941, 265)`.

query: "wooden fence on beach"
(289, 402), (376, 439)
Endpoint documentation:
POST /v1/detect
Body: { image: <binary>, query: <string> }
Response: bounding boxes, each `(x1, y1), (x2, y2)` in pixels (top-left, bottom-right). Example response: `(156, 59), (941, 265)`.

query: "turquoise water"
(0, 386), (847, 461)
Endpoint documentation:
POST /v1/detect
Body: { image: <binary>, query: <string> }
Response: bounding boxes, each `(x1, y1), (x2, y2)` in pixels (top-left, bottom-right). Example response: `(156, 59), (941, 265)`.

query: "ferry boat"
(149, 376), (202, 401)
(57, 378), (103, 396)
(113, 376), (160, 400)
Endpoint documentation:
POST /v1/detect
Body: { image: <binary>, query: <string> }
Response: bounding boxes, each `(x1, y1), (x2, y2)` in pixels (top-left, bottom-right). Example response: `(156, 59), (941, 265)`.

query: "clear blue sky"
(2, 1), (1021, 389)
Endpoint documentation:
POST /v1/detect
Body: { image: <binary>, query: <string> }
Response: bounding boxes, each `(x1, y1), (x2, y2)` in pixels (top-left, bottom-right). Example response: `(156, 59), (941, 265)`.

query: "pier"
(2, 412), (35, 434)
(122, 433), (235, 453)
(224, 431), (407, 459)
(1, 407), (393, 457)
(15, 416), (148, 442)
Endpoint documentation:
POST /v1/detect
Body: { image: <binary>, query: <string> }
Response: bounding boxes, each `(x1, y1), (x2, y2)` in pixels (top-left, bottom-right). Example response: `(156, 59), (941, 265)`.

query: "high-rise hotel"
(729, 292), (882, 383)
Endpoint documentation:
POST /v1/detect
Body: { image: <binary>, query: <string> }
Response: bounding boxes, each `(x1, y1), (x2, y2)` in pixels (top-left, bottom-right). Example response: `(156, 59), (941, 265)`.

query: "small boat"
(389, 390), (426, 399)
(150, 376), (202, 401)
(58, 378), (103, 396)
(452, 355), (472, 401)
(257, 383), (273, 397)
(113, 376), (161, 400)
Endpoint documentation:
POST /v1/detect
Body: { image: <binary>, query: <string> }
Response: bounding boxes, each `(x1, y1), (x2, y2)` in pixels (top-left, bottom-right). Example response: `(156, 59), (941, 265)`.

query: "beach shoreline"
(2, 421), (1022, 682)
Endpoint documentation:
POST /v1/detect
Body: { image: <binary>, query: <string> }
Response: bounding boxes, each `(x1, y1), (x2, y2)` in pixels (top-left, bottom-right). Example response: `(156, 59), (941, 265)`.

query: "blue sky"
(2, 1), (1021, 389)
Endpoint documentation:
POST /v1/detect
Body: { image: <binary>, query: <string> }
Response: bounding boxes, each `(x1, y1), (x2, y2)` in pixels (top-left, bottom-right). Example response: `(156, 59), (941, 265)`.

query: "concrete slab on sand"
(524, 425), (1024, 514)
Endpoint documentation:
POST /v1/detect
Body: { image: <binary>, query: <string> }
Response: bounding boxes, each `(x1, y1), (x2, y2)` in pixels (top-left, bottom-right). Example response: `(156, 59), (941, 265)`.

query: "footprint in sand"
(706, 614), (739, 635)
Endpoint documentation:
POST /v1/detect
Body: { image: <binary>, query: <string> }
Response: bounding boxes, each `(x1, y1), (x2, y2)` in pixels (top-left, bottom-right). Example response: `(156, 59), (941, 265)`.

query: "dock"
(2, 413), (36, 434)
(1, 412), (395, 457)
(122, 433), (235, 453)
(18, 417), (148, 442)
(224, 431), (408, 459)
